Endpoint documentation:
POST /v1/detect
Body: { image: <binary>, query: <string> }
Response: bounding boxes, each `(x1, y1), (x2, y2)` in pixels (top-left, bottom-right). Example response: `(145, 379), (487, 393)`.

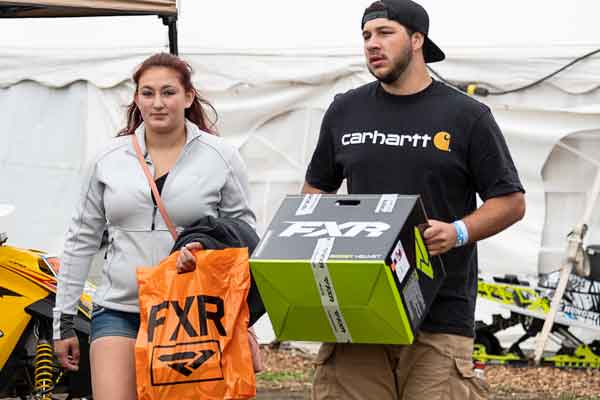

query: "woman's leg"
(90, 336), (137, 400)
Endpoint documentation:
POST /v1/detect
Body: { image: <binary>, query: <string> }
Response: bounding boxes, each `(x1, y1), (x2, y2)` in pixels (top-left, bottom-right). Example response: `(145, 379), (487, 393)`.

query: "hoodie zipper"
(144, 152), (158, 232)
(150, 142), (191, 232)
(151, 205), (158, 231)
(145, 131), (194, 232)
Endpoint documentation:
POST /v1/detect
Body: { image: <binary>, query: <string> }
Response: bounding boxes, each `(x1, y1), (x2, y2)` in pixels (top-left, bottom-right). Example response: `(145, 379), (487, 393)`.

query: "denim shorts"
(90, 305), (141, 342)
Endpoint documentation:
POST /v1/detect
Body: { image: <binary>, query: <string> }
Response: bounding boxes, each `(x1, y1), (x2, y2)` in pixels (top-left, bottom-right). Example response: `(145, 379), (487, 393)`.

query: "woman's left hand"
(176, 242), (204, 273)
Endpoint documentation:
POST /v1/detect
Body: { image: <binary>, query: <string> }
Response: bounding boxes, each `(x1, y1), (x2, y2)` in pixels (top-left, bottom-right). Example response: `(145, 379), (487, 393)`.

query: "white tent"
(1, 0), (600, 284)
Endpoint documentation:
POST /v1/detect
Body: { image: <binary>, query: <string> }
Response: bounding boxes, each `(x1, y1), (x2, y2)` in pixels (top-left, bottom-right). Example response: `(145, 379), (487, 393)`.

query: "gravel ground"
(257, 347), (600, 400)
(3, 347), (598, 400)
(486, 366), (600, 399)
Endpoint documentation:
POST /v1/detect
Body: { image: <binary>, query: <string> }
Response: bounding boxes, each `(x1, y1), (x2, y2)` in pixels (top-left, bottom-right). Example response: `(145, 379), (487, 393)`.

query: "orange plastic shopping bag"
(135, 248), (256, 400)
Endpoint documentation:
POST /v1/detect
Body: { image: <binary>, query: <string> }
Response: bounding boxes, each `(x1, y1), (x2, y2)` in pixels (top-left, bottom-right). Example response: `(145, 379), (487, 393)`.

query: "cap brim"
(423, 36), (445, 63)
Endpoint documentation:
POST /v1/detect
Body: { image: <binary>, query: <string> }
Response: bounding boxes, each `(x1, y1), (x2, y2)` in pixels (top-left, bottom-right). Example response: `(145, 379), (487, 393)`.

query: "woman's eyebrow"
(139, 83), (178, 90)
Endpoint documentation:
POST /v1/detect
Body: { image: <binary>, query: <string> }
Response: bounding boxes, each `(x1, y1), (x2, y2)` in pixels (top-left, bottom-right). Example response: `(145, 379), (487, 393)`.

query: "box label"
(391, 239), (411, 283)
(403, 270), (426, 328)
(375, 194), (398, 213)
(310, 237), (353, 343)
(295, 194), (322, 215)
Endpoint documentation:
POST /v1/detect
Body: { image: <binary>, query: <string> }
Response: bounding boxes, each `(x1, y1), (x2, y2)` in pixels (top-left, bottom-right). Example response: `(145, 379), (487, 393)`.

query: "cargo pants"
(312, 331), (490, 400)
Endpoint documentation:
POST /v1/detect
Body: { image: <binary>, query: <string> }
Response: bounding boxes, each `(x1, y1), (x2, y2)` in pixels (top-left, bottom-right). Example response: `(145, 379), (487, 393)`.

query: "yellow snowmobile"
(0, 205), (94, 399)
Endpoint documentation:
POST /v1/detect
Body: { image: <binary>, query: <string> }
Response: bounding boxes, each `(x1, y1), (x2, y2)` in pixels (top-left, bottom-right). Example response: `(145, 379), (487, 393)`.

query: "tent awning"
(0, 0), (179, 54)
(0, 1), (176, 18)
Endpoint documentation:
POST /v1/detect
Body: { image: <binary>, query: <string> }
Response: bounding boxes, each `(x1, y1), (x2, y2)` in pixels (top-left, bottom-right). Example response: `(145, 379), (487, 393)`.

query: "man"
(302, 0), (525, 399)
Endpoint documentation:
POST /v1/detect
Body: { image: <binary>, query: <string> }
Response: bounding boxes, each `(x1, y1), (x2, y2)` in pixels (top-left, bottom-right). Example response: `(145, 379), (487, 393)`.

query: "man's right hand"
(423, 219), (458, 256)
(54, 336), (80, 371)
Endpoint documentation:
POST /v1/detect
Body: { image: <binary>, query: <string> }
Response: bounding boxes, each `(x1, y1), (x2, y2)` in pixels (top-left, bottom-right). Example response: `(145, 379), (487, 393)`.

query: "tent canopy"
(0, 0), (176, 18)
(0, 0), (179, 54)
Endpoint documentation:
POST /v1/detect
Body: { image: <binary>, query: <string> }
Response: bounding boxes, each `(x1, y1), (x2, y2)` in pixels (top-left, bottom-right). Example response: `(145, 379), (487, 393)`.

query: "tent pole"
(161, 15), (179, 55)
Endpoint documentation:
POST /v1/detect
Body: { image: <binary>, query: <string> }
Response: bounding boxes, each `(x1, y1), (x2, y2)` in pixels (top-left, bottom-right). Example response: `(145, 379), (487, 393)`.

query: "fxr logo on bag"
(147, 295), (227, 385)
(151, 340), (223, 385)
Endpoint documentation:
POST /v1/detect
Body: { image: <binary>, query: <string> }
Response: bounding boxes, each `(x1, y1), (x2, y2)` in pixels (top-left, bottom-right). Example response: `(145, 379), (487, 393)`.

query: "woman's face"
(135, 67), (194, 134)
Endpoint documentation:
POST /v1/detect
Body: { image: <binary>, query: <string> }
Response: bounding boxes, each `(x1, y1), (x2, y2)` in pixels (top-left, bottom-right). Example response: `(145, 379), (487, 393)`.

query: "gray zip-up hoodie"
(53, 120), (255, 337)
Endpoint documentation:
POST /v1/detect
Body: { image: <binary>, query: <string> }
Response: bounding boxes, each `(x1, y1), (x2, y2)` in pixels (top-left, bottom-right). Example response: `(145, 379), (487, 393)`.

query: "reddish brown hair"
(119, 53), (217, 136)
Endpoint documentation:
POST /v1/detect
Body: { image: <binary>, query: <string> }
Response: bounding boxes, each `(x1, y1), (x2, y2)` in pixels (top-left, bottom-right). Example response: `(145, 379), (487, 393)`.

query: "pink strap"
(131, 135), (178, 241)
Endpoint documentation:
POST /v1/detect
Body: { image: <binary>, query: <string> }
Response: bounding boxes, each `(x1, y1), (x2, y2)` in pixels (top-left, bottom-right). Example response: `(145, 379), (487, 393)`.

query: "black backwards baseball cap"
(361, 0), (445, 63)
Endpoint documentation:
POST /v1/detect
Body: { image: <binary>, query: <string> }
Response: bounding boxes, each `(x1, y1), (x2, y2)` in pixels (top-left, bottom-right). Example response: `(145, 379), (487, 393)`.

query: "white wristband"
(452, 220), (469, 247)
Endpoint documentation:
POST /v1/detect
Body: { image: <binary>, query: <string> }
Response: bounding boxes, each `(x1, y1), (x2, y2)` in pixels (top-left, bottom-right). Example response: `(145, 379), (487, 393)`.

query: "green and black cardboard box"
(250, 194), (445, 344)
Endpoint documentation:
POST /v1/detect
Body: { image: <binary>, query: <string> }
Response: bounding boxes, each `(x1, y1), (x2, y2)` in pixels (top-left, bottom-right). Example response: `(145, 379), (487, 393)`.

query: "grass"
(258, 370), (311, 383)
(490, 392), (600, 400)
(557, 395), (600, 400)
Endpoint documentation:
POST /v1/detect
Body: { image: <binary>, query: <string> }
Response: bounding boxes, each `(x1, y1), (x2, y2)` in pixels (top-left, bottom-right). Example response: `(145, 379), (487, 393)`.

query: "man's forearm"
(301, 182), (336, 194)
(463, 192), (525, 243)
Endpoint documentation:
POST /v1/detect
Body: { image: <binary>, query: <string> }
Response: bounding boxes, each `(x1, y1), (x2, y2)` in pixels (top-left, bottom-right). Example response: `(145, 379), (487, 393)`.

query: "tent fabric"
(3, 50), (600, 279)
(3, 47), (600, 93)
(539, 130), (600, 274)
(0, 50), (368, 89)
(0, 1), (176, 17)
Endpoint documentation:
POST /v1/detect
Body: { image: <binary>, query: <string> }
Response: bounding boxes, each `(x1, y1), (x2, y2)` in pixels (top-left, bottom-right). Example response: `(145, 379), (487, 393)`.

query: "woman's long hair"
(119, 53), (218, 136)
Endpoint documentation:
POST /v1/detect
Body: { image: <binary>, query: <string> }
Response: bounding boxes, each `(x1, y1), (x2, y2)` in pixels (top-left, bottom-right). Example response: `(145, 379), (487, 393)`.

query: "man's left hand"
(423, 219), (457, 256)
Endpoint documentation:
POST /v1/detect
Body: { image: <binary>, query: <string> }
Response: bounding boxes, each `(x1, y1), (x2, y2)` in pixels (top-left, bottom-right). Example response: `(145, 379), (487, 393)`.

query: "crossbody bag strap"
(131, 135), (178, 241)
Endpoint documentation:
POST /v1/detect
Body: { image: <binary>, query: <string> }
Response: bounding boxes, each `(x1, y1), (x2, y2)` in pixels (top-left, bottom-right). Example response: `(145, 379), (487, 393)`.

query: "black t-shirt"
(305, 80), (524, 337)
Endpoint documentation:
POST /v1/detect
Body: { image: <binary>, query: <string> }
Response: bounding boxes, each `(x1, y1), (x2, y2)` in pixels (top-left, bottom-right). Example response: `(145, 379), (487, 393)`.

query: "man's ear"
(412, 31), (425, 52)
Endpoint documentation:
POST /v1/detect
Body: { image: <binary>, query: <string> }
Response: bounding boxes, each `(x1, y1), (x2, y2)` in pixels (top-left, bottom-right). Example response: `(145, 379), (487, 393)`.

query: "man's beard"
(368, 44), (413, 84)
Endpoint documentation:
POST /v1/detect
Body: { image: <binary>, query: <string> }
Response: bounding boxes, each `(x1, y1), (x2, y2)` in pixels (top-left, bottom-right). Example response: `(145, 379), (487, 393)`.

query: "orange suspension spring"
(33, 341), (55, 400)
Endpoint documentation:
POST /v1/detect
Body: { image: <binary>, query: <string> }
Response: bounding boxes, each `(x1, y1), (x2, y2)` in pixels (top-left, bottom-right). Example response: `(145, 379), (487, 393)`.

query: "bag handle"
(131, 135), (178, 241)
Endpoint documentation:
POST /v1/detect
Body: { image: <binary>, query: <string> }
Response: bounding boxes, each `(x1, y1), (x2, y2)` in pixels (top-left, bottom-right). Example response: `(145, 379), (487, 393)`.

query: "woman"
(53, 53), (256, 400)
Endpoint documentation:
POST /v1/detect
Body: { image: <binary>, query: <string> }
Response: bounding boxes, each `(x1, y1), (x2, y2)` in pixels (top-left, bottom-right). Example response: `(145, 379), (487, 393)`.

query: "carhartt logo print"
(433, 131), (451, 152)
(341, 130), (451, 152)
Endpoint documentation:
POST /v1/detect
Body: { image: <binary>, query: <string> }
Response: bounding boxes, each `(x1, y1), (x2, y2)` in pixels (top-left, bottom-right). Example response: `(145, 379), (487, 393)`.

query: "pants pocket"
(91, 304), (107, 319)
(312, 343), (338, 400)
(315, 343), (336, 365)
(453, 357), (491, 400)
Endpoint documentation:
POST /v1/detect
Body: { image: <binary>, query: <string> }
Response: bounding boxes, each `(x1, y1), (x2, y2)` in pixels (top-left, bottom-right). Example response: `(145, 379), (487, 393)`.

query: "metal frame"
(0, 1), (178, 55)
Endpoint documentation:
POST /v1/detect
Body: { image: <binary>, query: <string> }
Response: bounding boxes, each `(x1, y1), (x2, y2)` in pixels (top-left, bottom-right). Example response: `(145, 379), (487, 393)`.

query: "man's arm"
(424, 192), (525, 256)
(301, 181), (337, 194)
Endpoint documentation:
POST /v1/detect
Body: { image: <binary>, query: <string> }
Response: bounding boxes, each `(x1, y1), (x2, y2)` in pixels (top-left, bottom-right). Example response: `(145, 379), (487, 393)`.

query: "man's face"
(362, 18), (413, 84)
